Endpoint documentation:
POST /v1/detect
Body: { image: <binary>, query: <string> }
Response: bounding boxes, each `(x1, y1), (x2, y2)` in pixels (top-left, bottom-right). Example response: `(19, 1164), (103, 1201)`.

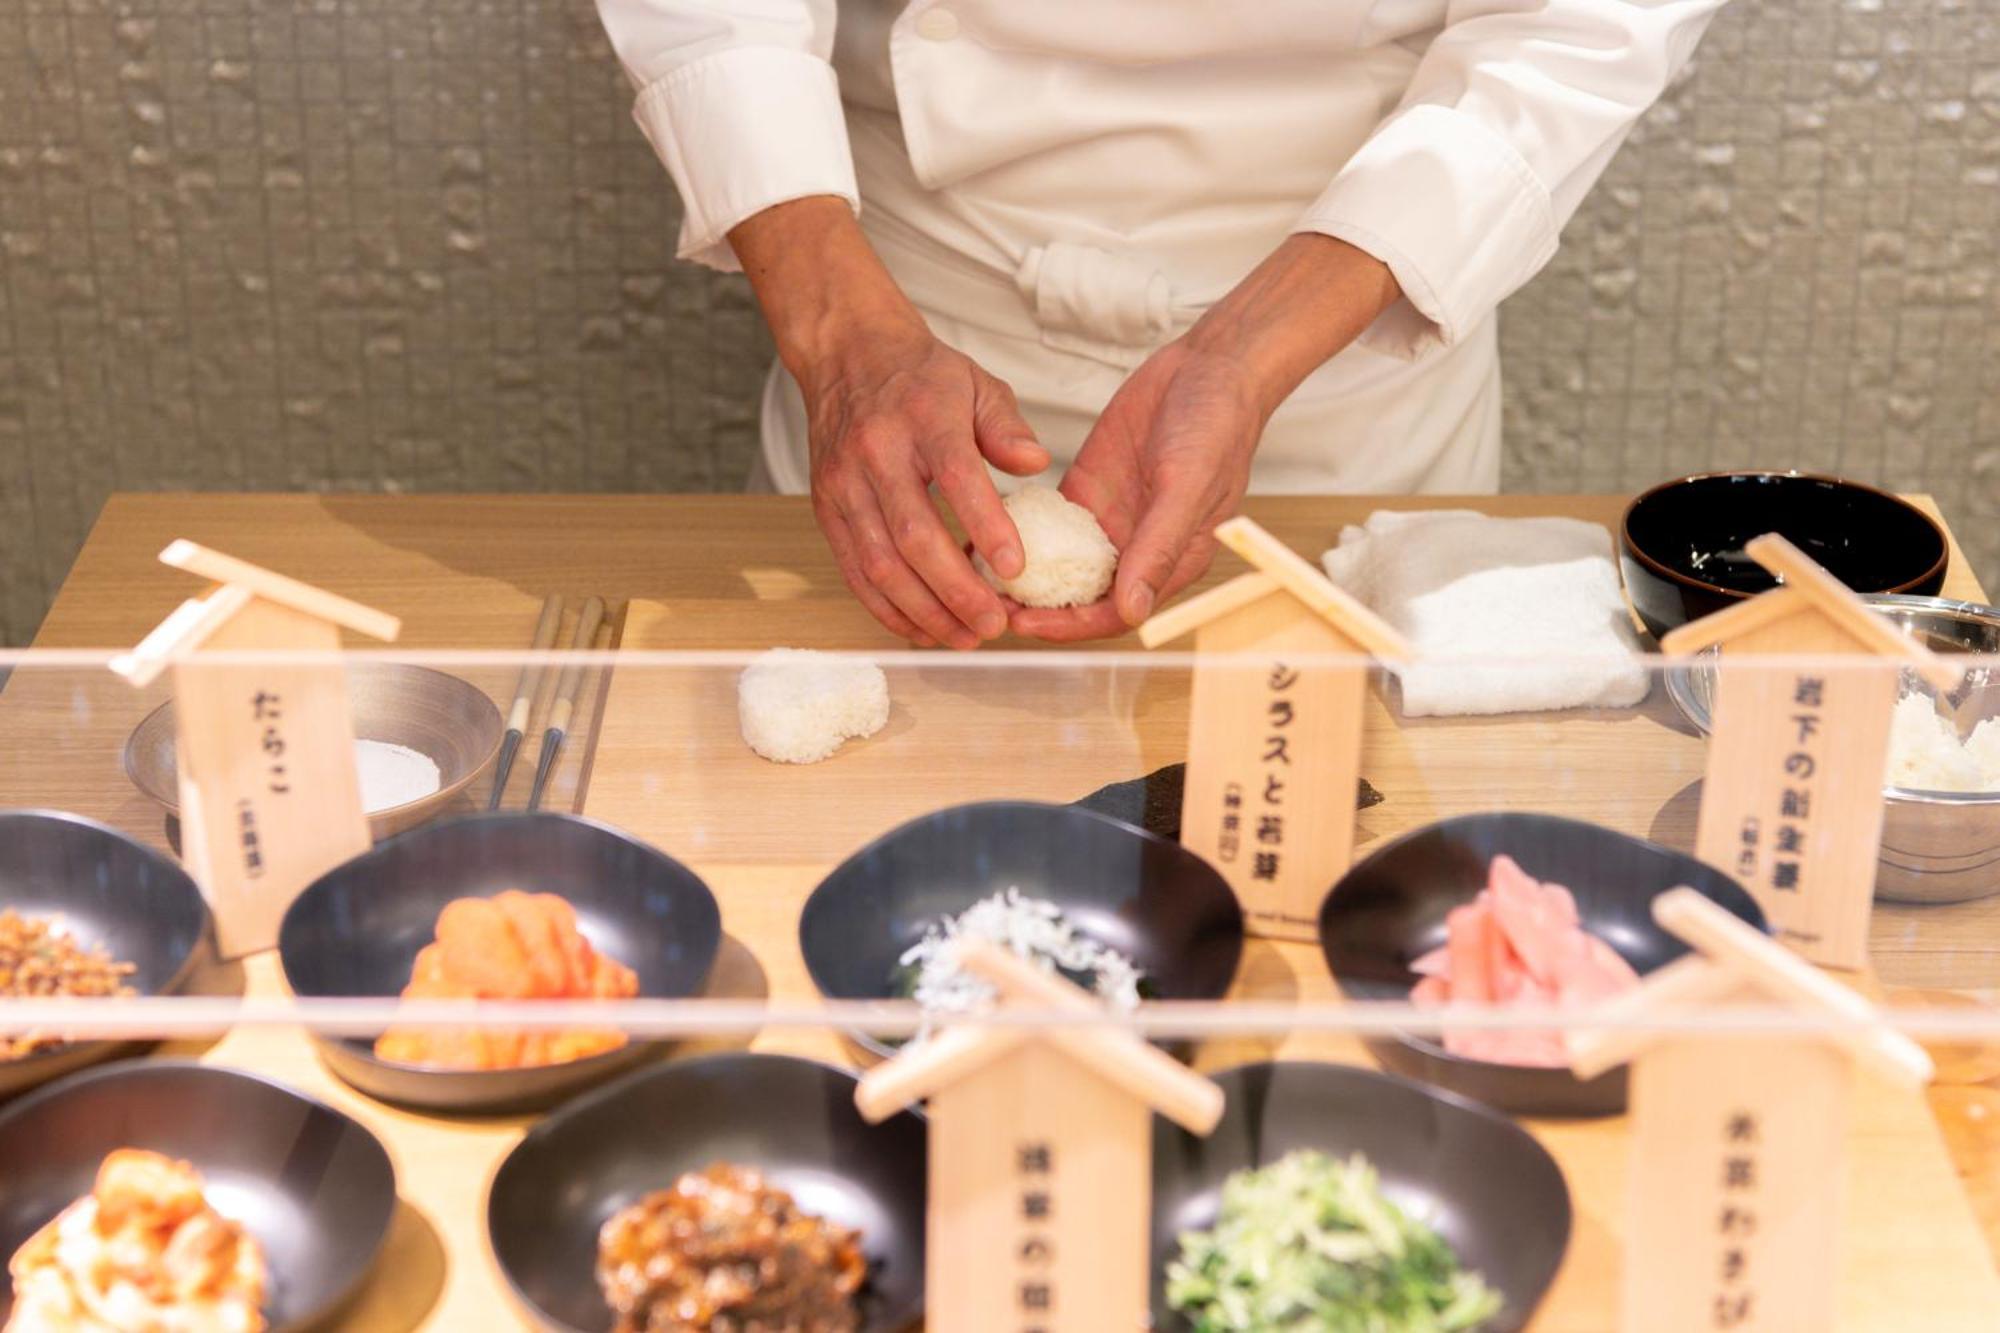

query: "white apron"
(599, 0), (1724, 494)
(755, 1), (1501, 497)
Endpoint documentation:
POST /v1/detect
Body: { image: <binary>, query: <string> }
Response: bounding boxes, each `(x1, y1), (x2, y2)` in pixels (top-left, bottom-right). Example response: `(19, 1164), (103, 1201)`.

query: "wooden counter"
(4, 493), (1997, 1330)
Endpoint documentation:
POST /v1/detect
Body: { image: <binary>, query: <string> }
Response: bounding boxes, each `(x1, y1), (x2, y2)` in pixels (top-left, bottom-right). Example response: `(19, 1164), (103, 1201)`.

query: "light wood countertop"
(3, 492), (1995, 1329)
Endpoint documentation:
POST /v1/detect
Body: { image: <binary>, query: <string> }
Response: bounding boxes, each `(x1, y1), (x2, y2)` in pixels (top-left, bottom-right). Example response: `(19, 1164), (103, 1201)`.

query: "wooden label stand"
(1569, 889), (1933, 1333)
(1661, 534), (1959, 969)
(856, 944), (1223, 1333)
(112, 541), (401, 956)
(1140, 518), (1411, 941)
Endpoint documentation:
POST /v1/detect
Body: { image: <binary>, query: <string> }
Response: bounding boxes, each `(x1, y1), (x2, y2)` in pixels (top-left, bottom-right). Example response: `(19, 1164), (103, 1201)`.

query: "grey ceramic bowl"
(0, 811), (210, 1101)
(124, 662), (504, 839)
(1667, 593), (2000, 904)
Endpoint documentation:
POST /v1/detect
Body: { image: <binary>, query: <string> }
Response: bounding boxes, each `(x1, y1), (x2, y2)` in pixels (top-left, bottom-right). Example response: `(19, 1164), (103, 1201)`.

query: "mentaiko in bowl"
(278, 811), (721, 1114)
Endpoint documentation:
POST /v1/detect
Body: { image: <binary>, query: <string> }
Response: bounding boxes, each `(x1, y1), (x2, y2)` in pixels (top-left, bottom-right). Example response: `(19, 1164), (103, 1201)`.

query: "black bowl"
(0, 1059), (397, 1331)
(0, 810), (209, 1099)
(1319, 812), (1768, 1117)
(799, 801), (1244, 1058)
(1620, 470), (1948, 639)
(487, 1052), (927, 1333)
(278, 811), (722, 1114)
(1151, 1060), (1569, 1333)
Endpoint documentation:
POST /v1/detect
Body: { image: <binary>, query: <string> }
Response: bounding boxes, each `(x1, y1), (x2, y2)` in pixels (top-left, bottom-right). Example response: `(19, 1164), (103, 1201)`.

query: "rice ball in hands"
(975, 486), (1118, 609)
(738, 649), (890, 764)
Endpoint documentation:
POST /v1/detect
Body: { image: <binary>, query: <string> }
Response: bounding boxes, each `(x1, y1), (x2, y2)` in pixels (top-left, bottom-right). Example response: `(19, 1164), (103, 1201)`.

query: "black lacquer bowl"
(1319, 812), (1768, 1117)
(1620, 470), (1947, 639)
(0, 810), (209, 1100)
(1151, 1059), (1570, 1333)
(487, 1052), (927, 1333)
(278, 811), (721, 1114)
(799, 801), (1244, 1058)
(0, 1059), (396, 1331)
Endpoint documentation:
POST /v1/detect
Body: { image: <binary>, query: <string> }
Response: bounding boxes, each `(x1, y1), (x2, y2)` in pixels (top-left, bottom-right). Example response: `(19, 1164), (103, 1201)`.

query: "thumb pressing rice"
(738, 648), (890, 764)
(975, 486), (1118, 609)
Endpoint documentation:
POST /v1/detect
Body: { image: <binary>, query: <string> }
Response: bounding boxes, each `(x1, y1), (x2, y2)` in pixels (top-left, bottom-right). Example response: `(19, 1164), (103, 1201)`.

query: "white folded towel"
(1320, 509), (1651, 717)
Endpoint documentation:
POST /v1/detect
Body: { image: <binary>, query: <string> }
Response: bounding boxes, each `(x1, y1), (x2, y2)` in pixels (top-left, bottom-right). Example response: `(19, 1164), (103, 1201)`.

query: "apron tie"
(1014, 241), (1174, 367)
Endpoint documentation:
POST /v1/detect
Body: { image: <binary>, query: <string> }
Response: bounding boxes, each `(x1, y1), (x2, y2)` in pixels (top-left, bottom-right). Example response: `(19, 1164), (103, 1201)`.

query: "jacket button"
(915, 7), (960, 40)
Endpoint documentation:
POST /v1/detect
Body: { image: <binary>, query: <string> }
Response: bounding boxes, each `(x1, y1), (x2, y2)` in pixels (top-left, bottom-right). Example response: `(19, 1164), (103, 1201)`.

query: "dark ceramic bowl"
(0, 1059), (397, 1331)
(278, 811), (721, 1114)
(1620, 470), (1948, 638)
(1151, 1060), (1569, 1333)
(1319, 812), (1768, 1117)
(0, 810), (209, 1100)
(487, 1053), (927, 1333)
(799, 801), (1244, 1058)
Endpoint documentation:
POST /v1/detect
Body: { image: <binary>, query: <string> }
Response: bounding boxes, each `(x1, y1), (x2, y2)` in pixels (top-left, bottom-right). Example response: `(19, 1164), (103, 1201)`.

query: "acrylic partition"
(0, 646), (1995, 1332)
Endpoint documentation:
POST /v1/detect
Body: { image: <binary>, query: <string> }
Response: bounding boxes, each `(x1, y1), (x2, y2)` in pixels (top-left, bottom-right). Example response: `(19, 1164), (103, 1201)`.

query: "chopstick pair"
(488, 594), (606, 812)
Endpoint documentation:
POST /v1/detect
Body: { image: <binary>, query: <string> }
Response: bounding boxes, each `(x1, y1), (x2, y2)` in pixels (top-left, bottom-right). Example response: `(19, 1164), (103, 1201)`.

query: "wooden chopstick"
(526, 596), (606, 813)
(487, 594), (563, 809)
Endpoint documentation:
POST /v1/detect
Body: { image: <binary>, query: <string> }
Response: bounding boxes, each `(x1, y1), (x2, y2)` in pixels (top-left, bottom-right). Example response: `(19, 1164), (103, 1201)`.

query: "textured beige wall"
(3, 2), (1997, 643)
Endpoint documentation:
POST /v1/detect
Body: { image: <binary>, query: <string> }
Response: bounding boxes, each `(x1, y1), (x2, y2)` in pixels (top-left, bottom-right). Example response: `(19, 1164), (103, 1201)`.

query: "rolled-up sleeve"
(597, 0), (858, 271)
(1301, 0), (1727, 359)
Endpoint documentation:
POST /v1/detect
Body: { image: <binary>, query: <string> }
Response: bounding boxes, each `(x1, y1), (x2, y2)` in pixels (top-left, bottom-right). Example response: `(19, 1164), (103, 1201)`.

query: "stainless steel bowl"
(124, 663), (504, 840)
(1667, 594), (2000, 905)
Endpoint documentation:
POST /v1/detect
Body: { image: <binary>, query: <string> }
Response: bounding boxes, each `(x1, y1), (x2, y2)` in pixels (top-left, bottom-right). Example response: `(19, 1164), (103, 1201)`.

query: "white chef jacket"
(597, 0), (1724, 495)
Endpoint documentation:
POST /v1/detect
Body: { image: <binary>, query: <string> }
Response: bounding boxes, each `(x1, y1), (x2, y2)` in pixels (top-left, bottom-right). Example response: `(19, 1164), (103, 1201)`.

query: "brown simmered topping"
(596, 1162), (866, 1333)
(0, 910), (137, 1061)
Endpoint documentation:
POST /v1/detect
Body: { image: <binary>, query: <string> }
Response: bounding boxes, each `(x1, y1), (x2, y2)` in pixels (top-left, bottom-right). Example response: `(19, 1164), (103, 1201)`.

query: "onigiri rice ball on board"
(737, 649), (890, 764)
(974, 486), (1118, 609)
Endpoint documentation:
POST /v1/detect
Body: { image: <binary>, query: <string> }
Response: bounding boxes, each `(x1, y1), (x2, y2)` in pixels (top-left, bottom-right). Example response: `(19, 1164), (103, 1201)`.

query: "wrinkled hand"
(805, 319), (1050, 650)
(1009, 339), (1262, 642)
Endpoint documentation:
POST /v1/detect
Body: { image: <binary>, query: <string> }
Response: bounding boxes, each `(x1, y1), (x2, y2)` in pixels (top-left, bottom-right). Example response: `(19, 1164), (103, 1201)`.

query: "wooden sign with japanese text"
(855, 945), (1223, 1333)
(1567, 888), (1935, 1333)
(1625, 1029), (1851, 1333)
(172, 597), (370, 956)
(112, 541), (400, 957)
(927, 1040), (1153, 1333)
(1694, 618), (1896, 970)
(1663, 534), (1960, 971)
(1183, 598), (1365, 942)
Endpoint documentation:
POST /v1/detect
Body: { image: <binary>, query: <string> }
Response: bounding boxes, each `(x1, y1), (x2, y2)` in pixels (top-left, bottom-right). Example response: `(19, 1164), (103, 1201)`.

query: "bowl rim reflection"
(1620, 468), (1949, 602)
(120, 662), (505, 826)
(1664, 592), (2000, 808)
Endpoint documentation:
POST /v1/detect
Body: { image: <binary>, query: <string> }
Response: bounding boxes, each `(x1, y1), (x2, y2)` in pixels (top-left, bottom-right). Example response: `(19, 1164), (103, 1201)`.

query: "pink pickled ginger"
(1409, 855), (1640, 1067)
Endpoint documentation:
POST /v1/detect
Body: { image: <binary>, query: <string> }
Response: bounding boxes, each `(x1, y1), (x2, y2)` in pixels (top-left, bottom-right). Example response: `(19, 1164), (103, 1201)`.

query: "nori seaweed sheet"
(1072, 763), (1383, 842)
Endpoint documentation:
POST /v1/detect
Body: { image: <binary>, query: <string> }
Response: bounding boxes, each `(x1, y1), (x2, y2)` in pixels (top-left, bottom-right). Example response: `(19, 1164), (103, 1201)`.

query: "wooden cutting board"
(585, 597), (1709, 869)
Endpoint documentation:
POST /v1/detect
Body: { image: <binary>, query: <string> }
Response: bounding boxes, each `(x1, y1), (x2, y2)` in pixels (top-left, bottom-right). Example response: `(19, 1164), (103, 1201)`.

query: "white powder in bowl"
(355, 738), (442, 812)
(1887, 692), (2000, 793)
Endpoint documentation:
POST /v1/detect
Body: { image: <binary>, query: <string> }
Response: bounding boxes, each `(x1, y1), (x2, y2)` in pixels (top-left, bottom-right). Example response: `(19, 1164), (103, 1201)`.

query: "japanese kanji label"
(1181, 591), (1368, 942)
(1693, 627), (1899, 969)
(171, 596), (369, 957)
(924, 1040), (1157, 1333)
(1624, 1036), (1851, 1333)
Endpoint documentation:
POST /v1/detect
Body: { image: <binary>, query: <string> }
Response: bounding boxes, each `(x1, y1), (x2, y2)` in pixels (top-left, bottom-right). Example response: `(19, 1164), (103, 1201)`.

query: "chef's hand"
(1007, 339), (1258, 642)
(730, 198), (1048, 650)
(1011, 233), (1404, 643)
